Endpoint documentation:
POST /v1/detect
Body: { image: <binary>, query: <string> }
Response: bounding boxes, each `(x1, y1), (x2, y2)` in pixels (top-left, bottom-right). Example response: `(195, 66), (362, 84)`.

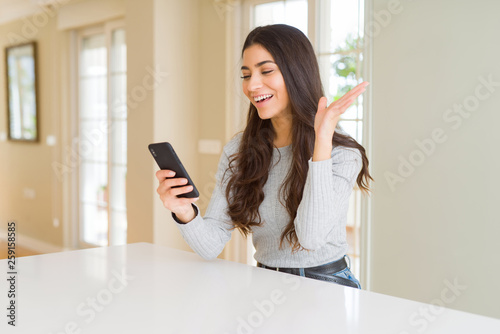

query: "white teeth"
(254, 94), (273, 102)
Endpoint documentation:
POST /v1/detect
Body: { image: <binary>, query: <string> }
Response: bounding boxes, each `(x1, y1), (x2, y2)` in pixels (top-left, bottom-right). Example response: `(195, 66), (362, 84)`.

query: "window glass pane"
(338, 120), (354, 140)
(80, 160), (108, 246)
(254, 0), (308, 34)
(111, 28), (127, 119)
(110, 28), (127, 246)
(81, 203), (108, 246)
(110, 165), (127, 211)
(111, 210), (127, 245)
(318, 53), (362, 116)
(357, 120), (363, 144)
(80, 120), (108, 162)
(338, 120), (362, 144)
(318, 0), (362, 53)
(80, 162), (108, 207)
(255, 1), (284, 26)
(81, 35), (107, 76)
(359, 0), (365, 39)
(111, 120), (127, 165)
(80, 76), (107, 119)
(111, 73), (127, 118)
(110, 165), (127, 246)
(111, 29), (126, 73)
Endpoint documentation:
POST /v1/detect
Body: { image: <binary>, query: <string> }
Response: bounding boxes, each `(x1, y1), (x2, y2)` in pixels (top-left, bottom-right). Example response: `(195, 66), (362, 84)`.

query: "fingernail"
(169, 171), (175, 176)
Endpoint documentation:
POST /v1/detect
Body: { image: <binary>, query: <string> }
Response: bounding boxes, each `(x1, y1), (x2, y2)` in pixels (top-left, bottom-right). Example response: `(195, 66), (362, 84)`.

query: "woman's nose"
(247, 74), (263, 91)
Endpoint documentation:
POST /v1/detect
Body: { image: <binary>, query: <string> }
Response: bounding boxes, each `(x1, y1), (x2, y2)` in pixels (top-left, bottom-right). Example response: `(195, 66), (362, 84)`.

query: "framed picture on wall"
(5, 41), (39, 142)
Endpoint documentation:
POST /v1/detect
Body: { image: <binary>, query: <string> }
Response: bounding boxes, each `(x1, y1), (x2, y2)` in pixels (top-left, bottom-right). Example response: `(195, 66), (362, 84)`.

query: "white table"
(1, 243), (500, 333)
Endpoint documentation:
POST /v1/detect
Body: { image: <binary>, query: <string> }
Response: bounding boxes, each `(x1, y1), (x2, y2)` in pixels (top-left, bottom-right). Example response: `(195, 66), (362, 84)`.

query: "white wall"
(370, 0), (500, 318)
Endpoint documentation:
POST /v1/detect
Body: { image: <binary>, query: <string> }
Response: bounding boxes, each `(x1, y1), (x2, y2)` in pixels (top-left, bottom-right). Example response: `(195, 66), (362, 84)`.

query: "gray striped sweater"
(173, 132), (362, 268)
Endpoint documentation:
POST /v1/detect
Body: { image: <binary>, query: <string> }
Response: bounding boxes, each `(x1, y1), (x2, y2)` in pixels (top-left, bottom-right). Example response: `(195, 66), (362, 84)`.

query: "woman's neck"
(271, 115), (292, 148)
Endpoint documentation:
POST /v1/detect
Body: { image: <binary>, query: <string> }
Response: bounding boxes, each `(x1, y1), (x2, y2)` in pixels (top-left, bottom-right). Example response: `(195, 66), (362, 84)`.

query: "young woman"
(155, 24), (372, 289)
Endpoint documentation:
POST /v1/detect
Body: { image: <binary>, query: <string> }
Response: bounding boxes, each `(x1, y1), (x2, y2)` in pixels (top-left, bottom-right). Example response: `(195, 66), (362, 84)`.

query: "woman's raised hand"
(156, 170), (199, 223)
(314, 81), (369, 142)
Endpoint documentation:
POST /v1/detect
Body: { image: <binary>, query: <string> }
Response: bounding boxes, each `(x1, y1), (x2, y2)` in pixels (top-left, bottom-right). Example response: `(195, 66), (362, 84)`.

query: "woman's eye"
(240, 70), (273, 79)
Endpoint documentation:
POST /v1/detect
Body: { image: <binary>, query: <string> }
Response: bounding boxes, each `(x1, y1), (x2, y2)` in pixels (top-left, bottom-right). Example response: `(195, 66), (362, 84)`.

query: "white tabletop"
(1, 242), (500, 333)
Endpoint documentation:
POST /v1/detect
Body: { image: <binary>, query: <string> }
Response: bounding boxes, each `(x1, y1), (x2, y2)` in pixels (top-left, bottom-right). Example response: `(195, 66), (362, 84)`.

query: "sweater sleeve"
(294, 146), (363, 250)
(173, 144), (236, 260)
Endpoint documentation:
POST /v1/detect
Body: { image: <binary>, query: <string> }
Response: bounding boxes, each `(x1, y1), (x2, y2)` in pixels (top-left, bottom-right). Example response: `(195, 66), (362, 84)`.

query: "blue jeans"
(330, 266), (361, 289)
(299, 255), (362, 289)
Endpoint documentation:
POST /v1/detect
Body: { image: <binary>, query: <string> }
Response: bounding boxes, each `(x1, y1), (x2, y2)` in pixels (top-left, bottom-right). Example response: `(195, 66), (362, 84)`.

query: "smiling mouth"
(254, 94), (274, 104)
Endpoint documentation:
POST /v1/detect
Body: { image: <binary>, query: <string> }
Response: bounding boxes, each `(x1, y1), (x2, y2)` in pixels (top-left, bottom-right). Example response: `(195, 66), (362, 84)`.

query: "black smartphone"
(148, 142), (199, 198)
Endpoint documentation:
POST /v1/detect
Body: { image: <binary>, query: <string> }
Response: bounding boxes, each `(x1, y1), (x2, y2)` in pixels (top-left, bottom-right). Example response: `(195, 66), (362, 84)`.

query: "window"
(317, 0), (365, 278)
(244, 0), (368, 279)
(252, 0), (308, 34)
(77, 22), (127, 247)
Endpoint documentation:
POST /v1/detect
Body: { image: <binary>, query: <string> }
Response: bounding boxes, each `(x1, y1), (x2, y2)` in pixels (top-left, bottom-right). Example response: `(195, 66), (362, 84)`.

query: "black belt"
(257, 256), (358, 288)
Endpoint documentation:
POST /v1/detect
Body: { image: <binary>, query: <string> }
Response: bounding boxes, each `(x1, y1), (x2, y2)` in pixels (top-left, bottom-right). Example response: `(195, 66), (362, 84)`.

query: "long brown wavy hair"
(224, 24), (372, 252)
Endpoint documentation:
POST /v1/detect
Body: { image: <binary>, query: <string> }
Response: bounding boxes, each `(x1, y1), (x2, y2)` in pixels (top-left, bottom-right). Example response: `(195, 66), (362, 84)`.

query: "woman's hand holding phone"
(156, 170), (199, 223)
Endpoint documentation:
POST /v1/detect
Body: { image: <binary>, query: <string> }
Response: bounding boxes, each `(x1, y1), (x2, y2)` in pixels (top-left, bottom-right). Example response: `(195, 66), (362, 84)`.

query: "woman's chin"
(257, 113), (268, 120)
(256, 108), (273, 120)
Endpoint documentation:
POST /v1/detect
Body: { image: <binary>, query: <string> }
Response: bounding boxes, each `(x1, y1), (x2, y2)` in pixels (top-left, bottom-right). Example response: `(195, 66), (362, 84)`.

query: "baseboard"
(0, 228), (65, 254)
